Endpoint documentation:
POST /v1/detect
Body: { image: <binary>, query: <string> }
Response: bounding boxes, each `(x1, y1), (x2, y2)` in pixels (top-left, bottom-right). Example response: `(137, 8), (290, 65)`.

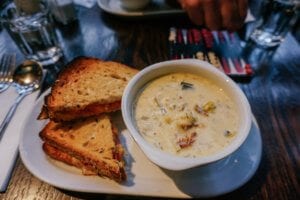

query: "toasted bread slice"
(39, 114), (126, 182)
(42, 143), (97, 175)
(38, 57), (138, 121)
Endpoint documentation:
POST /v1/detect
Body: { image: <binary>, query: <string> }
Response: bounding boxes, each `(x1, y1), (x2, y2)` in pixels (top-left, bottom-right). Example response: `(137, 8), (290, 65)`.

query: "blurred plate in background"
(97, 0), (184, 17)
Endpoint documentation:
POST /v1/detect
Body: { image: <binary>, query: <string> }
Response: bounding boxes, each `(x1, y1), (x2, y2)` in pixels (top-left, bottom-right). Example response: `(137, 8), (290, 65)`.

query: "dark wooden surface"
(0, 3), (299, 200)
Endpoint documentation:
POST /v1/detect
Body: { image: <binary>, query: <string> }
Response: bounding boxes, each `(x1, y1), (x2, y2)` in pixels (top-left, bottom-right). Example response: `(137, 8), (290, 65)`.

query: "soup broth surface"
(134, 72), (239, 157)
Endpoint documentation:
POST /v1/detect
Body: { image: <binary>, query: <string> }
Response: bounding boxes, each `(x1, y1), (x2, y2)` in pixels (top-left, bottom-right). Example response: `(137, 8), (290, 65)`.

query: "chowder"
(134, 72), (239, 157)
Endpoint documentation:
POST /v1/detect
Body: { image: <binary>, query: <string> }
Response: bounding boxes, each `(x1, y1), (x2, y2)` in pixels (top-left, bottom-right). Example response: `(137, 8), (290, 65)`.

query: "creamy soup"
(134, 72), (239, 157)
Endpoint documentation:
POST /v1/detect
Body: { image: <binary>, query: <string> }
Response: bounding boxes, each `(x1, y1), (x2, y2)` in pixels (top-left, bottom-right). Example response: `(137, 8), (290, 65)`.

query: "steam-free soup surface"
(134, 72), (238, 157)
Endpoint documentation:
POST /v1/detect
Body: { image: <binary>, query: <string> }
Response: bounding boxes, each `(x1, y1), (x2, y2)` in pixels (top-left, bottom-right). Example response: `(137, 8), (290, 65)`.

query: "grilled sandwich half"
(38, 57), (138, 122)
(39, 114), (126, 182)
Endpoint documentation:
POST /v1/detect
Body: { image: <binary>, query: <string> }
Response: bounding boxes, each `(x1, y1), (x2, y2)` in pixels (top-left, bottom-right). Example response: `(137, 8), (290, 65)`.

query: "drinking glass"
(48, 0), (77, 25)
(249, 0), (300, 48)
(0, 1), (63, 65)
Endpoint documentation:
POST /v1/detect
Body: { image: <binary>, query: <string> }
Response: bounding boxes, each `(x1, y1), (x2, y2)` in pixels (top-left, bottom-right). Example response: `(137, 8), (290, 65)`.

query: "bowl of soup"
(121, 59), (252, 170)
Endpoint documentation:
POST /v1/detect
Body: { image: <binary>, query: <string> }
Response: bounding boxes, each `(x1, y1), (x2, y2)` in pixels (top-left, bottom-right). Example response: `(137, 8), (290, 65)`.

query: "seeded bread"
(39, 114), (126, 182)
(38, 57), (138, 122)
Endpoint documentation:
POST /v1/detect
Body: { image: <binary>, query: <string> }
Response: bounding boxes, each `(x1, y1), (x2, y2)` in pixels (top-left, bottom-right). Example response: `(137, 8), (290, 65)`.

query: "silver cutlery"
(0, 54), (15, 93)
(0, 60), (43, 141)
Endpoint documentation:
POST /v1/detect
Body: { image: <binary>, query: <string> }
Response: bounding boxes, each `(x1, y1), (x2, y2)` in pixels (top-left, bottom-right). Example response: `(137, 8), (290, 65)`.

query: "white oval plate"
(97, 0), (184, 17)
(19, 91), (262, 198)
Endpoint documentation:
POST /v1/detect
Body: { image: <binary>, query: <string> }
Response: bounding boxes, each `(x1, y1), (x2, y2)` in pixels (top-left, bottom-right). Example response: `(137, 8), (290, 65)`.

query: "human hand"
(178, 0), (248, 31)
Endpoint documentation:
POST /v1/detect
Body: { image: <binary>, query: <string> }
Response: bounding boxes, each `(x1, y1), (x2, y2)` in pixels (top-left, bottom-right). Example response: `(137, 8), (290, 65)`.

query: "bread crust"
(38, 57), (138, 122)
(43, 143), (98, 175)
(39, 100), (121, 121)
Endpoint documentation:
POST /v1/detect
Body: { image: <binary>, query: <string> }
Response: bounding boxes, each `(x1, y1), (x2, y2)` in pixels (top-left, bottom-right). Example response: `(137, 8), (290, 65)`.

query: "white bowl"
(121, 59), (252, 170)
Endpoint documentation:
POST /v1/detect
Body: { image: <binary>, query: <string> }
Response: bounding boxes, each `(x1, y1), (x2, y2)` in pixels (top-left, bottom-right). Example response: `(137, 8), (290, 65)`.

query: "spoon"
(0, 60), (43, 141)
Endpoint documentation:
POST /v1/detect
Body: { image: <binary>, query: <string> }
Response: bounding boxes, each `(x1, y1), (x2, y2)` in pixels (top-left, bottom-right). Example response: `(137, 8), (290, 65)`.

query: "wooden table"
(0, 3), (299, 200)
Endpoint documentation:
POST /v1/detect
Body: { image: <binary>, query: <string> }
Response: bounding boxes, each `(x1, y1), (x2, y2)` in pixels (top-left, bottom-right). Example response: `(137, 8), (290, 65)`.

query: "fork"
(0, 54), (15, 93)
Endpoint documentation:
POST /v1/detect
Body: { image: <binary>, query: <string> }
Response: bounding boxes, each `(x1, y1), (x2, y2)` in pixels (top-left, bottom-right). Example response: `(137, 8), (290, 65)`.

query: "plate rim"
(97, 0), (185, 17)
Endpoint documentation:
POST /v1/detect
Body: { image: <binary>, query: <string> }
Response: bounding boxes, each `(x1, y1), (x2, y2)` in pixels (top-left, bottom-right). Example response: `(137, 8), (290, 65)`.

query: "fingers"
(202, 0), (222, 30)
(179, 0), (248, 31)
(220, 0), (244, 31)
(179, 0), (204, 26)
(237, 0), (248, 21)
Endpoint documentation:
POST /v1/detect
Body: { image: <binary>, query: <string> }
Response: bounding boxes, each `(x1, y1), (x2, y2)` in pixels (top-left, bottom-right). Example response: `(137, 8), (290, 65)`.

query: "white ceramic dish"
(97, 0), (184, 17)
(19, 90), (262, 198)
(122, 59), (252, 170)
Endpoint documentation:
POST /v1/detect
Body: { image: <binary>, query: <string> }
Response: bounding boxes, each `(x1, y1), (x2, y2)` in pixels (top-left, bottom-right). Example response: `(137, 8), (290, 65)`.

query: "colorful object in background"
(169, 27), (253, 79)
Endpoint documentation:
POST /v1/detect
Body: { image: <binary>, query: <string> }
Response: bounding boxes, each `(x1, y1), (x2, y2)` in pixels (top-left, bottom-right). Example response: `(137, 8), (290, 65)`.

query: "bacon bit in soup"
(224, 130), (236, 137)
(177, 132), (197, 149)
(179, 122), (194, 130)
(178, 121), (205, 131)
(194, 104), (208, 116)
(180, 81), (194, 90)
(177, 113), (198, 130)
(194, 101), (216, 116)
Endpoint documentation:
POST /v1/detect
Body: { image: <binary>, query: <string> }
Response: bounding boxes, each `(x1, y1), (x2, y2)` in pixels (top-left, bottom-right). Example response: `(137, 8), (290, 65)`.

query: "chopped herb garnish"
(181, 81), (194, 90)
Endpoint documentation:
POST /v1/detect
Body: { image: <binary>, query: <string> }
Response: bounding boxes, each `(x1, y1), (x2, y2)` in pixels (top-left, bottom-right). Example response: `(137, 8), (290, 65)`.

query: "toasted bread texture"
(38, 57), (138, 121)
(42, 143), (97, 175)
(39, 114), (126, 182)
